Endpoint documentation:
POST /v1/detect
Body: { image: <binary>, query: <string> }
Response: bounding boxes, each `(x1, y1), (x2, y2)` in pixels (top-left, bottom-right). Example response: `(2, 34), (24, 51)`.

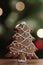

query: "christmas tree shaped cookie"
(6, 22), (38, 62)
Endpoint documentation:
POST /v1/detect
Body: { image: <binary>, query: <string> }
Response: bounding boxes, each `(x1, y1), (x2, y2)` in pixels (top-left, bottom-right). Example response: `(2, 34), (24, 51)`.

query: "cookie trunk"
(18, 53), (26, 62)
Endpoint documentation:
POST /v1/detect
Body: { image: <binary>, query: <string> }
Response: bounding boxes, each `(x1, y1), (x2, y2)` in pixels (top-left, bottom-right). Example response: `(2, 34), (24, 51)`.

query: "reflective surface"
(0, 59), (43, 65)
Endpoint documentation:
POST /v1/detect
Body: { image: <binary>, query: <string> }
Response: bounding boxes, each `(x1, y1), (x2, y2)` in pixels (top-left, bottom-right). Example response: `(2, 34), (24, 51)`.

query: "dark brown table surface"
(0, 59), (43, 65)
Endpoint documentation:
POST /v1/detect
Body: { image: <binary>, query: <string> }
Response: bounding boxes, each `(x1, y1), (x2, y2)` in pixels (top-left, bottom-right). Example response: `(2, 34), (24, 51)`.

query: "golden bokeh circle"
(16, 2), (25, 11)
(0, 8), (3, 16)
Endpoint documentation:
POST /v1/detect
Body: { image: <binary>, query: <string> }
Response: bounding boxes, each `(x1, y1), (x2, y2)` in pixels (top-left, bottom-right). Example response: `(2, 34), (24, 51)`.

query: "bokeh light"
(39, 0), (43, 3)
(39, 12), (43, 21)
(35, 40), (43, 50)
(0, 8), (3, 16)
(37, 29), (43, 38)
(5, 12), (19, 28)
(10, 0), (17, 10)
(16, 1), (25, 11)
(25, 18), (38, 30)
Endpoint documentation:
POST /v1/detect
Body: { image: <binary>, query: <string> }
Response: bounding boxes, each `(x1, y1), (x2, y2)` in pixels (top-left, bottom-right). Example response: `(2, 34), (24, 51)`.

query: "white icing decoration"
(18, 57), (26, 63)
(9, 23), (34, 56)
(21, 22), (26, 25)
(16, 24), (20, 28)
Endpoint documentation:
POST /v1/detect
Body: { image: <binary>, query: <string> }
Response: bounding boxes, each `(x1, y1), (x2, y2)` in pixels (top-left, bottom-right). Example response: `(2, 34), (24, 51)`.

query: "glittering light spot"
(16, 1), (25, 11)
(37, 29), (43, 38)
(0, 8), (3, 16)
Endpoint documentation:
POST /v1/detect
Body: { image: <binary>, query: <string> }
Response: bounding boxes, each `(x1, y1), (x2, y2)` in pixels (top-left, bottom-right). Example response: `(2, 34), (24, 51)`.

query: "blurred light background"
(0, 0), (43, 58)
